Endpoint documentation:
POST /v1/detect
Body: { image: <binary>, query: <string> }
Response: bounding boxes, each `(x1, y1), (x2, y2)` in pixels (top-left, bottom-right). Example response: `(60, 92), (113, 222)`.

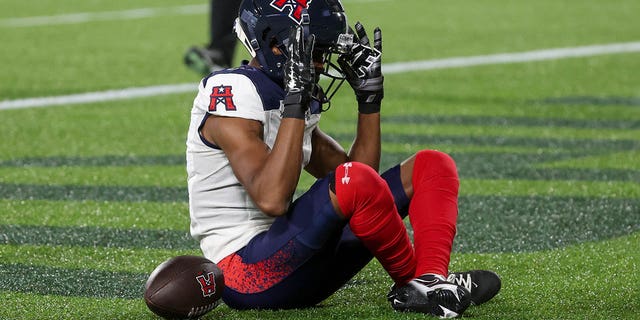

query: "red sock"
(409, 150), (459, 277)
(335, 162), (416, 285)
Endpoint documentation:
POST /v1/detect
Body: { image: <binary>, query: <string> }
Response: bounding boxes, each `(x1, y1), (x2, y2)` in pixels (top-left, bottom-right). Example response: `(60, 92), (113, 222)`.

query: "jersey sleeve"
(194, 73), (266, 123)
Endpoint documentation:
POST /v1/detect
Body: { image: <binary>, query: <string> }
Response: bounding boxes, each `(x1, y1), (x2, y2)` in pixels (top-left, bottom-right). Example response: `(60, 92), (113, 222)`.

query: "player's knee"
(337, 161), (385, 191)
(334, 162), (390, 218)
(414, 150), (459, 180)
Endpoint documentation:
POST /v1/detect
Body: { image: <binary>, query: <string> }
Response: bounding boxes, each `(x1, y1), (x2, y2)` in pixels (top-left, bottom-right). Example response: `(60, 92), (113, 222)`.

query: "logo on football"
(144, 255), (225, 319)
(195, 272), (218, 297)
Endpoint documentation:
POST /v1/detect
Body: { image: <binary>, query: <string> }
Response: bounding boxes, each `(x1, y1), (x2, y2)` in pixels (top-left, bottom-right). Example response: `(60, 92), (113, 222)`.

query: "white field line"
(0, 0), (388, 28)
(383, 41), (640, 73)
(0, 5), (207, 27)
(1, 41), (639, 111)
(0, 84), (197, 110)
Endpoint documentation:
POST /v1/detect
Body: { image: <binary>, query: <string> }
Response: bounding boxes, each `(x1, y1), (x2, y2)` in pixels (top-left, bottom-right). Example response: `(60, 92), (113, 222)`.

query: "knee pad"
(334, 162), (389, 219)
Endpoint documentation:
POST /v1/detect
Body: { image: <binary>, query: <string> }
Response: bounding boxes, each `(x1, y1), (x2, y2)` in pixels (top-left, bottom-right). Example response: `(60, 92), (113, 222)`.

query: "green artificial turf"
(1, 0), (638, 319)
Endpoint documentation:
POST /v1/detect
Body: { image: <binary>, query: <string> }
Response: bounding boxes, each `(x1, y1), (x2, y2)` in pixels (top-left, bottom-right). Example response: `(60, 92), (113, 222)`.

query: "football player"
(186, 0), (500, 317)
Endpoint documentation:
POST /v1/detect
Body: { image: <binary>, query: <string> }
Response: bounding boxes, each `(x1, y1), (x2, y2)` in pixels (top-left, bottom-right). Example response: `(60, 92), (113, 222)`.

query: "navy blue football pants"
(219, 165), (409, 309)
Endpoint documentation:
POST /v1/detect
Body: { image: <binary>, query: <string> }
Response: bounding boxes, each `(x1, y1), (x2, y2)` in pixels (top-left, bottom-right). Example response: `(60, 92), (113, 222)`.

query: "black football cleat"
(388, 274), (471, 318)
(447, 270), (501, 305)
(183, 46), (227, 76)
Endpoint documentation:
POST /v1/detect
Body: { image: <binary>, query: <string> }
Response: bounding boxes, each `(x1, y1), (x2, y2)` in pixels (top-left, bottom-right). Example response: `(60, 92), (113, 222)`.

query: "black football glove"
(337, 22), (383, 114)
(282, 26), (315, 119)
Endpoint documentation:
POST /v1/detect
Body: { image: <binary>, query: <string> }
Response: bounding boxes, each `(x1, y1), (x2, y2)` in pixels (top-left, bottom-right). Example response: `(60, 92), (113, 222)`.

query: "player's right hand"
(282, 26), (315, 119)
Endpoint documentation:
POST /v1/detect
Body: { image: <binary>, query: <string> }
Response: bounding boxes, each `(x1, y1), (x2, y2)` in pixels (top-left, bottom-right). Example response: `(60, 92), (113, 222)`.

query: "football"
(144, 255), (225, 319)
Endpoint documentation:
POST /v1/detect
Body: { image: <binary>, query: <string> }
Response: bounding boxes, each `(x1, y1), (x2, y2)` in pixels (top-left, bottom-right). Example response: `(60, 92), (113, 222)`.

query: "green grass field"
(1, 0), (639, 319)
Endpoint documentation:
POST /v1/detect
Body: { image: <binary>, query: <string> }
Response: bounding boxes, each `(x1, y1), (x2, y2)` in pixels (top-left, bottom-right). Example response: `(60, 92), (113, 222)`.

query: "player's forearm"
(348, 112), (381, 171)
(249, 118), (305, 216)
(249, 24), (312, 216)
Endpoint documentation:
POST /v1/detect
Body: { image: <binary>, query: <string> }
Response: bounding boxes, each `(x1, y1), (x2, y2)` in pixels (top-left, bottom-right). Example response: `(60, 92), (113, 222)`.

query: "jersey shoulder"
(202, 65), (284, 114)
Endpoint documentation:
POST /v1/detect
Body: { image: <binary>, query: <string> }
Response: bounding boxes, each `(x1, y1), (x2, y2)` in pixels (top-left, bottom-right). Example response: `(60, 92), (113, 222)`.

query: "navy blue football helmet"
(235, 0), (350, 104)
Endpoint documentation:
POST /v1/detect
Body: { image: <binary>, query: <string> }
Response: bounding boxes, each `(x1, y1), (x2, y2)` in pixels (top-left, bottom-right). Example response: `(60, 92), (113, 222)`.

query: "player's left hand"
(337, 22), (383, 114)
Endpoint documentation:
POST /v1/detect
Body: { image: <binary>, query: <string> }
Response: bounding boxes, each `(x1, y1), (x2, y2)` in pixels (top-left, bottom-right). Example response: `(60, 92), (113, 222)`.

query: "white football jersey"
(186, 65), (321, 263)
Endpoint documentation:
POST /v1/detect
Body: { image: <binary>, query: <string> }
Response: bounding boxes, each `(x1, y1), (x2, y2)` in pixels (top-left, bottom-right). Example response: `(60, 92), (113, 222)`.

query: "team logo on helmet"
(209, 85), (237, 111)
(270, 0), (312, 24)
(195, 272), (218, 297)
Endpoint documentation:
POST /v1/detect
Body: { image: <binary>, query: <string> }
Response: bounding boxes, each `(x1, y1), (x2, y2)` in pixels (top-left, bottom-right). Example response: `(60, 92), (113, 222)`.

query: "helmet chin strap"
(311, 84), (328, 111)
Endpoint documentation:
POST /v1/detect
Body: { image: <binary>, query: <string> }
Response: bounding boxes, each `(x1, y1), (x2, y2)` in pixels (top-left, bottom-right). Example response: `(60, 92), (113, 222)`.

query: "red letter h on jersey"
(209, 85), (237, 111)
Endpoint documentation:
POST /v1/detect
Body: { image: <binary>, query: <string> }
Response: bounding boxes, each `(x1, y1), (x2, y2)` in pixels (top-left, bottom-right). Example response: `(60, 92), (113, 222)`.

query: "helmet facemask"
(312, 32), (356, 110)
